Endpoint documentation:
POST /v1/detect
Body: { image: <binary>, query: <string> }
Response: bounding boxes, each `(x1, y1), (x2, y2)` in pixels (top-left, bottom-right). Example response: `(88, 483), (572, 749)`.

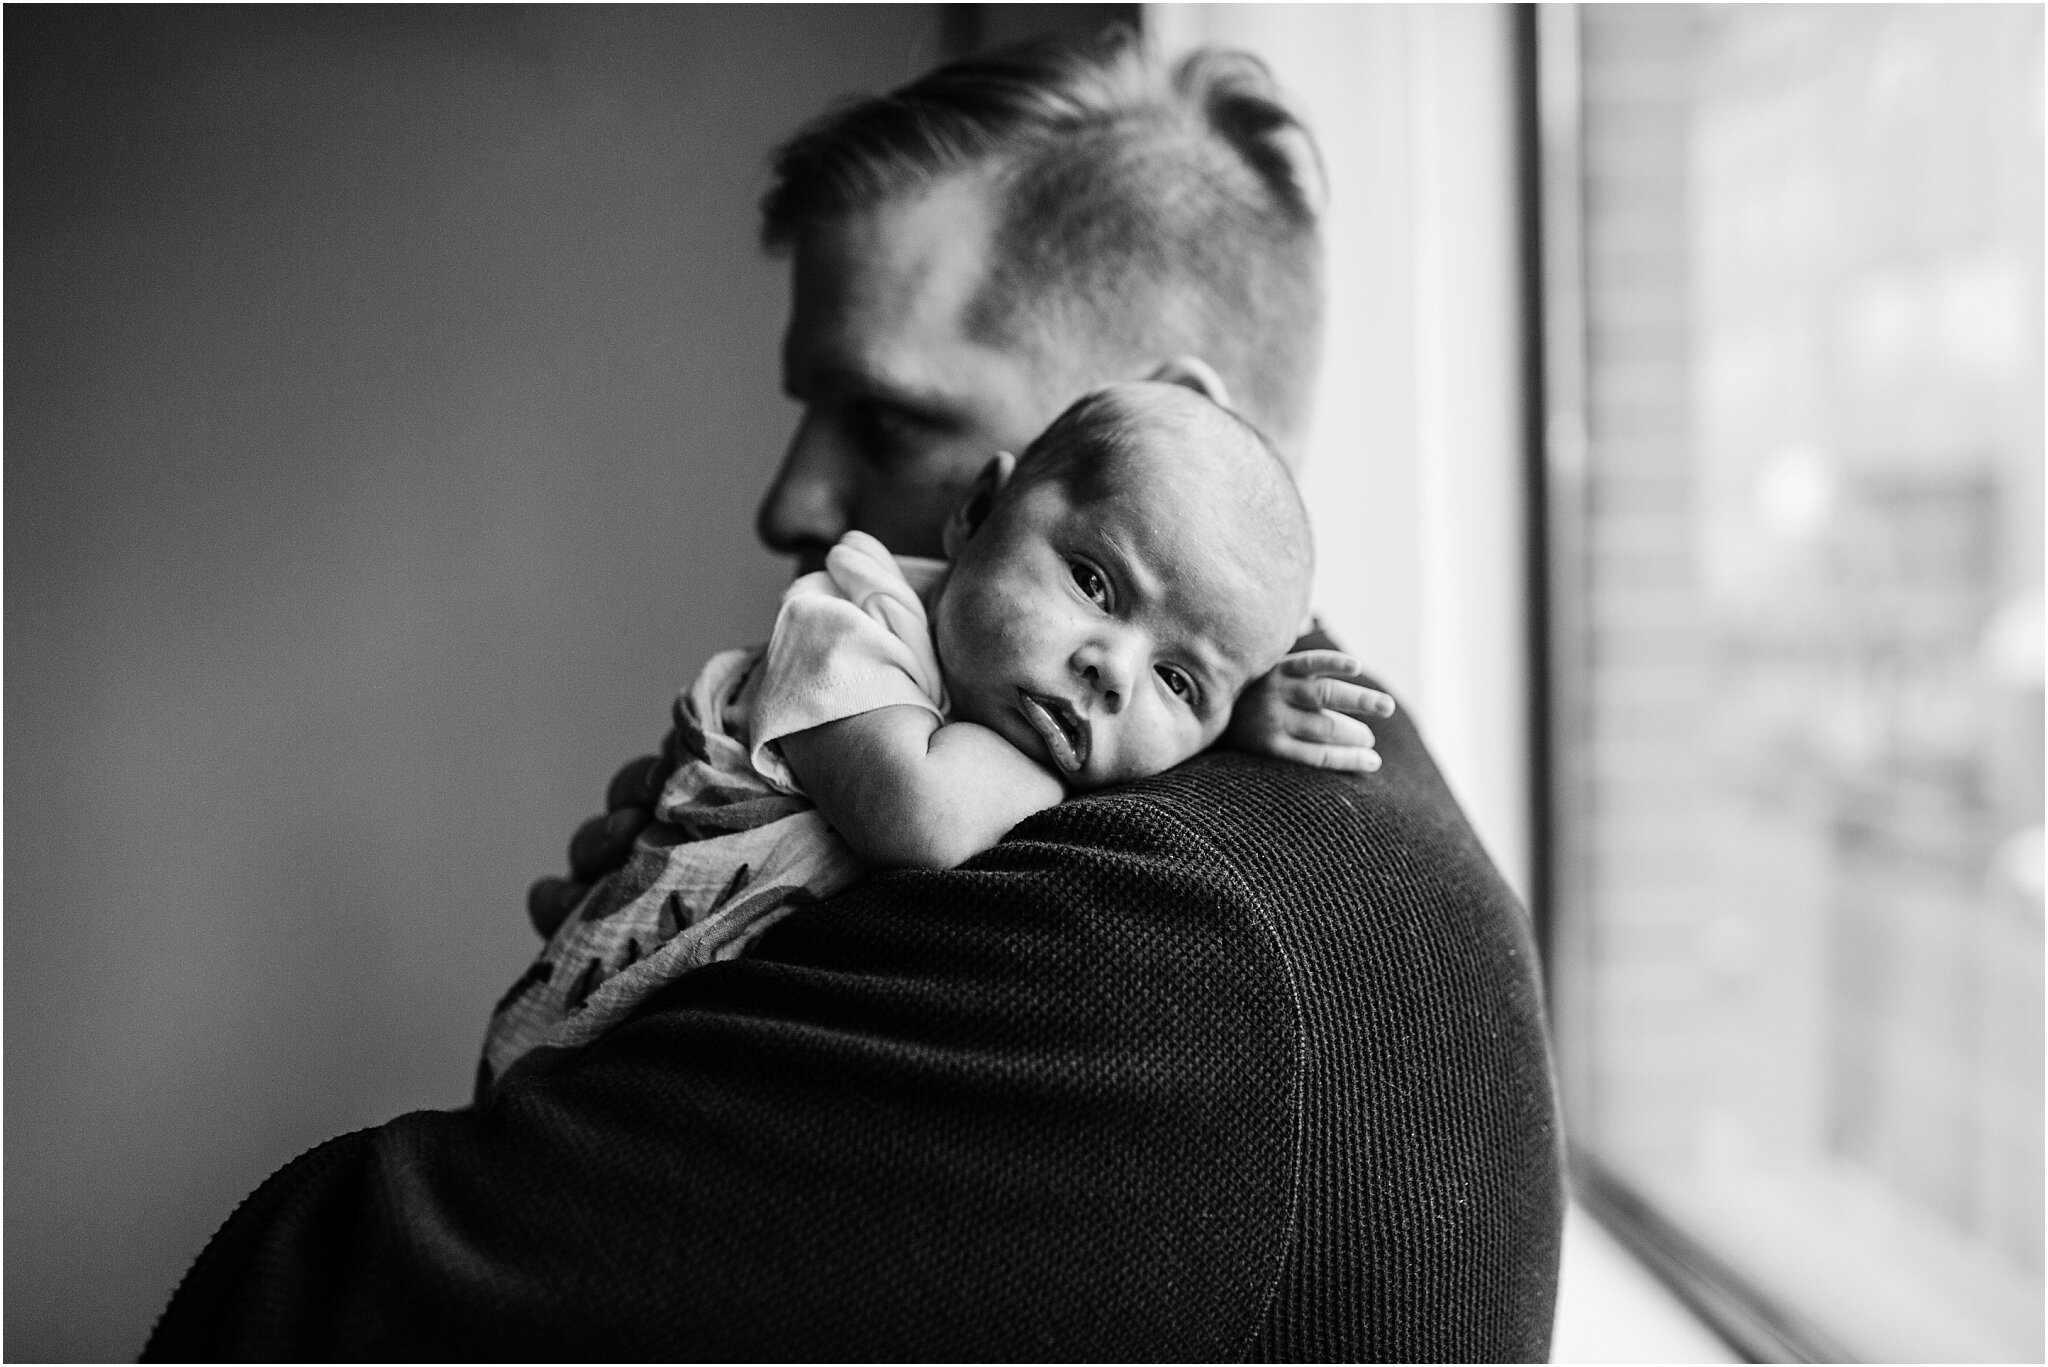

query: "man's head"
(933, 379), (1313, 790)
(756, 26), (1324, 572)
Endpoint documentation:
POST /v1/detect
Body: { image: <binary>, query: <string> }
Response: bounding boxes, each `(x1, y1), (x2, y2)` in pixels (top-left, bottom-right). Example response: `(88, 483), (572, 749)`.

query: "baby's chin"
(1068, 741), (1211, 792)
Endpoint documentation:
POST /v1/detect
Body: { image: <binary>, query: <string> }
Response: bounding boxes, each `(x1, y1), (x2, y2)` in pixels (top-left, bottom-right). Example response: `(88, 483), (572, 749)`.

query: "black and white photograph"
(7, 4), (2041, 1361)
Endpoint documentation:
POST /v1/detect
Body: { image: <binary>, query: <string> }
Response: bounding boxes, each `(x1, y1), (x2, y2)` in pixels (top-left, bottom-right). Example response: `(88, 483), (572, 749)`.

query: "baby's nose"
(1075, 643), (1136, 712)
(1079, 663), (1120, 710)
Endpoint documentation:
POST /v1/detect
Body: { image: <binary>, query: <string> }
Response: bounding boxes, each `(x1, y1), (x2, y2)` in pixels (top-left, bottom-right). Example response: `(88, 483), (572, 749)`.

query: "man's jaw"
(1016, 688), (1090, 778)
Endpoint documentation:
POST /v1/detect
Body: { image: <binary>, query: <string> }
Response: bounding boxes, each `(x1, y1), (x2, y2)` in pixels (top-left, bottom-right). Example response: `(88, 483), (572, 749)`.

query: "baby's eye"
(1070, 561), (1110, 607)
(1158, 665), (1196, 703)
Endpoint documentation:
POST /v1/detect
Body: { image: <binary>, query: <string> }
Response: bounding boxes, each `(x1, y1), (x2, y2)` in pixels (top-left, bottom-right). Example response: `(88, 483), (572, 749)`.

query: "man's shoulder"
(742, 726), (1559, 1361)
(1058, 699), (1488, 880)
(627, 714), (1556, 1362)
(763, 694), (1510, 952)
(1020, 749), (1560, 1363)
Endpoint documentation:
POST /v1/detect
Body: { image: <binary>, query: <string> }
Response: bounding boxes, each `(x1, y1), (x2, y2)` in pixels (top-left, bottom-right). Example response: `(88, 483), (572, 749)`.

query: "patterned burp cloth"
(479, 646), (863, 1092)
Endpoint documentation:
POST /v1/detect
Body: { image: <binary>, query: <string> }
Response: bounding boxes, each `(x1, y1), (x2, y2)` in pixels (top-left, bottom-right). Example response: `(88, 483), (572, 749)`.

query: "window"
(1541, 6), (2043, 1360)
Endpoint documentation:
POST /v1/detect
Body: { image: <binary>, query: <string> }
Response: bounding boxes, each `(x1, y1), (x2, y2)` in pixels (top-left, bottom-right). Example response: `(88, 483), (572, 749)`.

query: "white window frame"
(1149, 3), (1534, 906)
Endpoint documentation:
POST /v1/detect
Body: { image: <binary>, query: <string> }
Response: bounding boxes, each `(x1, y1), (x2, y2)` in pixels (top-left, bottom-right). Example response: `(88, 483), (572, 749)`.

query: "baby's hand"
(1225, 650), (1397, 773)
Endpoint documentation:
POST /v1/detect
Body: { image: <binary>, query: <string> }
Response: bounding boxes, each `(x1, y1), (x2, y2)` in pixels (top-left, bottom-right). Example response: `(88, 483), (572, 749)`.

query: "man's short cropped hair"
(760, 25), (1325, 458)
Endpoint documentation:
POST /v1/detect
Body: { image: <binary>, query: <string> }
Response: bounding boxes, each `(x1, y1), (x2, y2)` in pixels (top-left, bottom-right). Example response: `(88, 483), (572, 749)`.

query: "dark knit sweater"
(144, 695), (1563, 1362)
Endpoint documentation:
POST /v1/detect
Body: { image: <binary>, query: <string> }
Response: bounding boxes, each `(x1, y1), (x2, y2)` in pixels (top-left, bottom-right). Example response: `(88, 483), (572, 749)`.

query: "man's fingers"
(527, 876), (587, 939)
(605, 754), (667, 812)
(548, 755), (665, 936)
(567, 806), (648, 881)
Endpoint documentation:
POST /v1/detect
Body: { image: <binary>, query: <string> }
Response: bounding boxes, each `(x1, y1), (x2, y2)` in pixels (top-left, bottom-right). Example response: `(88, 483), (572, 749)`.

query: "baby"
(480, 369), (1391, 1094)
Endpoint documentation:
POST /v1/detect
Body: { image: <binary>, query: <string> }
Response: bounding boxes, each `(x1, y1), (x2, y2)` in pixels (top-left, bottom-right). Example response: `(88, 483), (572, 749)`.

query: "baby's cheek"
(1126, 714), (1214, 781)
(946, 679), (1006, 733)
(1192, 713), (1233, 758)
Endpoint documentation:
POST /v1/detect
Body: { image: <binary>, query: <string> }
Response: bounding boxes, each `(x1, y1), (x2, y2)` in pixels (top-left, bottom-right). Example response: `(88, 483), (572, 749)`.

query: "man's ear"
(941, 451), (1017, 558)
(1145, 355), (1234, 410)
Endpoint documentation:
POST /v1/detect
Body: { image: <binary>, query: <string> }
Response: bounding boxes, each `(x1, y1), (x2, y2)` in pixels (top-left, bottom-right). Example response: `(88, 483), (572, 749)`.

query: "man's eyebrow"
(781, 351), (959, 421)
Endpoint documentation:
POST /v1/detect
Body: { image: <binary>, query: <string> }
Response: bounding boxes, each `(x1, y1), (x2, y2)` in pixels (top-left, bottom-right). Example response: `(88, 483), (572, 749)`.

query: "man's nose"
(755, 413), (849, 563)
(1073, 634), (1141, 713)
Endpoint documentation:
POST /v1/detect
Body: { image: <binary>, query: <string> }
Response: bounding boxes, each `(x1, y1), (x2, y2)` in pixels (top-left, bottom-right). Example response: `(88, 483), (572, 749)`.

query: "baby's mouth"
(1017, 689), (1089, 776)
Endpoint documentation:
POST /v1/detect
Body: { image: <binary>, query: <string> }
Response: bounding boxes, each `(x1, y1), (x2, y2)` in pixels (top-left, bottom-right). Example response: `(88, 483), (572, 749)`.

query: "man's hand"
(525, 750), (670, 938)
(1224, 651), (1397, 773)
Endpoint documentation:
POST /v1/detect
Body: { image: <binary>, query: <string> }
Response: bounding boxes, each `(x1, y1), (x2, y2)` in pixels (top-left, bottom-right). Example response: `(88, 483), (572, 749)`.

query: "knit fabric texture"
(144, 691), (1564, 1362)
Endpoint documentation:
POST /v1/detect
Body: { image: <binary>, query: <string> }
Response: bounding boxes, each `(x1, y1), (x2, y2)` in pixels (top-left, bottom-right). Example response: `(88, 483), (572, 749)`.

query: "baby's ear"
(1146, 355), (1234, 410)
(941, 451), (1017, 558)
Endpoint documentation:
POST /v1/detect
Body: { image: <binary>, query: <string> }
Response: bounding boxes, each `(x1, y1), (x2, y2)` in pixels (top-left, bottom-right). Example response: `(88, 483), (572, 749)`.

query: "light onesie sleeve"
(749, 529), (951, 791)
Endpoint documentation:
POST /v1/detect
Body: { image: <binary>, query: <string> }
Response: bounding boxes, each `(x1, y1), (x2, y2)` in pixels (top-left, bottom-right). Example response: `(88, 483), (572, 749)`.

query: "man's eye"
(1070, 561), (1110, 607)
(1159, 666), (1196, 702)
(845, 401), (919, 470)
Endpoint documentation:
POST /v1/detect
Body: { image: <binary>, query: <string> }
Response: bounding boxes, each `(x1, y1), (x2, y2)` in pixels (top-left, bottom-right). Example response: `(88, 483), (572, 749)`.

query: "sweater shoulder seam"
(1092, 791), (1308, 1363)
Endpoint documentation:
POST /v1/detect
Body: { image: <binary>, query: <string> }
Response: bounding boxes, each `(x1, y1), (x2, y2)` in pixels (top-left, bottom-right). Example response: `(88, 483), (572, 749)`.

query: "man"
(145, 29), (1562, 1361)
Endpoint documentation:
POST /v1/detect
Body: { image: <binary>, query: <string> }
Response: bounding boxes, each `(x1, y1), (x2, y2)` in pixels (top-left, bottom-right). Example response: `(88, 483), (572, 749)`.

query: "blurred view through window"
(1548, 6), (2043, 1360)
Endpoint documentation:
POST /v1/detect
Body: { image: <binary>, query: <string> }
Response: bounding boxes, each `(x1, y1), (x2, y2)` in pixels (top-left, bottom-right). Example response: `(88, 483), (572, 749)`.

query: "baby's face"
(934, 444), (1300, 790)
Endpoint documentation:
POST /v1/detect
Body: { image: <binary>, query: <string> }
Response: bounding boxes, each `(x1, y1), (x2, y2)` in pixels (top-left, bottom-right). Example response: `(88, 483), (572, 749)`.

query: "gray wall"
(4, 7), (944, 1357)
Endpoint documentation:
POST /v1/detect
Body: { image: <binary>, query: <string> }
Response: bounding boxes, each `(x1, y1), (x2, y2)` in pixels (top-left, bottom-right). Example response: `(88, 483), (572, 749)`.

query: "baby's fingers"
(1283, 706), (1379, 752)
(1267, 732), (1384, 773)
(1277, 677), (1384, 733)
(1272, 652), (1397, 716)
(1316, 678), (1397, 720)
(1275, 649), (1365, 680)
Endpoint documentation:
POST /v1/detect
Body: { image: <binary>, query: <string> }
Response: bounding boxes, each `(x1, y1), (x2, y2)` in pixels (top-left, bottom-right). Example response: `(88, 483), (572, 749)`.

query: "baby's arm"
(1225, 650), (1397, 773)
(778, 706), (1065, 870)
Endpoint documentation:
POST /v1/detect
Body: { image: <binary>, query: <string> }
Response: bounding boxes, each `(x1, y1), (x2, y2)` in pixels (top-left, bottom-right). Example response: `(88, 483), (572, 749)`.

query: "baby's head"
(934, 373), (1313, 789)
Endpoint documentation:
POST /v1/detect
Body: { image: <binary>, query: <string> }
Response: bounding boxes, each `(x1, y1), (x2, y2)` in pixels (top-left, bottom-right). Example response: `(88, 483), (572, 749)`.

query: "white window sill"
(1553, 1201), (1742, 1364)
